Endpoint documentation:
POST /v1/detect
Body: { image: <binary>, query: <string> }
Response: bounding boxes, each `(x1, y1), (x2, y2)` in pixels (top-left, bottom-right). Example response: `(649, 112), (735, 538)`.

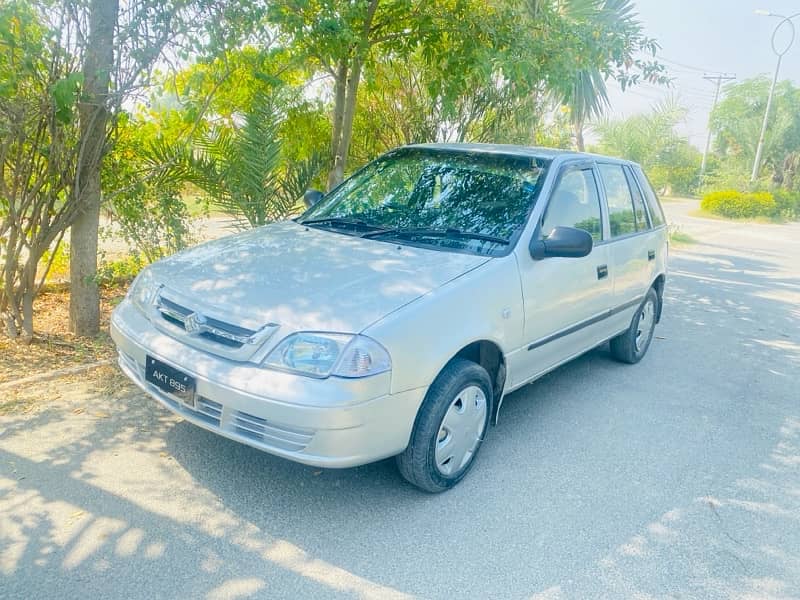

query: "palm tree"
(561, 68), (610, 151)
(533, 0), (638, 151)
(149, 93), (325, 228)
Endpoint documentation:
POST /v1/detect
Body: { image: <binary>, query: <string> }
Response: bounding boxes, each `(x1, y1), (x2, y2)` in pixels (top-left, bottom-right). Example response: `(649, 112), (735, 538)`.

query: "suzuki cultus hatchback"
(112, 144), (667, 492)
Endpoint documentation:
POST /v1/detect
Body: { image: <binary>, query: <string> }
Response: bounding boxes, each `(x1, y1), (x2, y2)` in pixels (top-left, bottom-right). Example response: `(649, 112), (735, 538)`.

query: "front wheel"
(396, 358), (492, 493)
(610, 287), (659, 364)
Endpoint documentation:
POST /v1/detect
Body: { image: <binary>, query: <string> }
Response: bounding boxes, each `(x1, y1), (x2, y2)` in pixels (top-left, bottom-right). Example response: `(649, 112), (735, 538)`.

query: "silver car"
(111, 144), (667, 492)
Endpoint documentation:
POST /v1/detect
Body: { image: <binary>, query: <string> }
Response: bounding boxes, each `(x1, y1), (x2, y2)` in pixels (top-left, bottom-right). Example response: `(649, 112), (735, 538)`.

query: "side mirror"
(530, 226), (593, 260)
(303, 189), (324, 209)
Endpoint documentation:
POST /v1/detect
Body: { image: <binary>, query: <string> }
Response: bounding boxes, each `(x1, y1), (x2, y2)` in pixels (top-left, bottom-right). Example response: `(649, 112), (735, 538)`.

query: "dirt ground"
(0, 286), (126, 392)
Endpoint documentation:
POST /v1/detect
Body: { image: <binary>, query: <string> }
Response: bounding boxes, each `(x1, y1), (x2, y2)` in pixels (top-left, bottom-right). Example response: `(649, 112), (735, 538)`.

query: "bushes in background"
(700, 189), (800, 220)
(700, 190), (775, 219)
(774, 190), (800, 220)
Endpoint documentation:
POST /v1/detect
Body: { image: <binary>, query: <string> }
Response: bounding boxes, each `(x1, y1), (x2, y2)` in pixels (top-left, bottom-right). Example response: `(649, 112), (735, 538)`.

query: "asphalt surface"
(2, 199), (799, 599)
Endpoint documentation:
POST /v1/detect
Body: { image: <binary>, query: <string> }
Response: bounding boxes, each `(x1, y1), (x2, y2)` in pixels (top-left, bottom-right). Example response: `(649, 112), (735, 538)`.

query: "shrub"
(109, 185), (195, 264)
(96, 254), (146, 287)
(39, 242), (70, 282)
(700, 189), (778, 219)
(773, 190), (800, 221)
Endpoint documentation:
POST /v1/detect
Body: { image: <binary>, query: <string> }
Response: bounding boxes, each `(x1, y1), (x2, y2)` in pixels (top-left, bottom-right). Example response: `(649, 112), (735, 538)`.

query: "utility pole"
(700, 73), (735, 180)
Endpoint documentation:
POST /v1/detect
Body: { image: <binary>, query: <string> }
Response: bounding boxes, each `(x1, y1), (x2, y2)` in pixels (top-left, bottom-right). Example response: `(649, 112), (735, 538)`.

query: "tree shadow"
(1, 239), (799, 598)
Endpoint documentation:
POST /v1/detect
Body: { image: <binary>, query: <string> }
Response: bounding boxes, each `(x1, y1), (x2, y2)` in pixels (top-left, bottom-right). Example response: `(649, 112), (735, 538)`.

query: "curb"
(0, 359), (115, 391)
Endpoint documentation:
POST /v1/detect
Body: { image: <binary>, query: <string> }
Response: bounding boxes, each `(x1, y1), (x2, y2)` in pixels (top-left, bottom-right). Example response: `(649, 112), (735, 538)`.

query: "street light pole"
(751, 11), (800, 183)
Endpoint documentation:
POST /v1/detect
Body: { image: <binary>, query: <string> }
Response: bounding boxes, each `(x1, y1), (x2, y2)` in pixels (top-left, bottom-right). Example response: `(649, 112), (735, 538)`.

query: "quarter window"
(633, 165), (666, 227)
(541, 168), (602, 242)
(599, 164), (639, 238)
(624, 166), (651, 230)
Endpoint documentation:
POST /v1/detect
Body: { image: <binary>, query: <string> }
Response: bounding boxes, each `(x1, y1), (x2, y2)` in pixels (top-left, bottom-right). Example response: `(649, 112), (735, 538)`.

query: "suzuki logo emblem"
(184, 312), (207, 334)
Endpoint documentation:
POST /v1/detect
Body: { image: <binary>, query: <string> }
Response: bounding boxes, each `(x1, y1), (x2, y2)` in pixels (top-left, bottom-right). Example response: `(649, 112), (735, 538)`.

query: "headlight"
(127, 269), (158, 313)
(264, 332), (391, 378)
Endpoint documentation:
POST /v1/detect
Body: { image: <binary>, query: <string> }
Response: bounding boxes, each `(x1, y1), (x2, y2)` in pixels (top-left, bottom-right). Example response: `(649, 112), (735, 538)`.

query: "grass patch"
(690, 208), (781, 224)
(659, 195), (696, 203)
(668, 225), (696, 245)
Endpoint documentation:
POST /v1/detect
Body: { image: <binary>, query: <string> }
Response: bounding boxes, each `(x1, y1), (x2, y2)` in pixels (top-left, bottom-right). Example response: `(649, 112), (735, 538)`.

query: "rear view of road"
(1, 199), (799, 599)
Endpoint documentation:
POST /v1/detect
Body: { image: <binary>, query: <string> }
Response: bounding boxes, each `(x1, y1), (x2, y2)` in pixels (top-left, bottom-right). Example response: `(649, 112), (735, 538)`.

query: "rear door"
(596, 162), (660, 334)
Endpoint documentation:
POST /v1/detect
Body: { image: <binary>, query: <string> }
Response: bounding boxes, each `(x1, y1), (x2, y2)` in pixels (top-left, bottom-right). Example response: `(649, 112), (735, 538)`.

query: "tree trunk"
(325, 0), (379, 190)
(20, 262), (36, 343)
(69, 198), (102, 334)
(326, 58), (364, 190)
(574, 118), (585, 152)
(69, 0), (117, 337)
(332, 57), (363, 187)
(327, 61), (348, 191)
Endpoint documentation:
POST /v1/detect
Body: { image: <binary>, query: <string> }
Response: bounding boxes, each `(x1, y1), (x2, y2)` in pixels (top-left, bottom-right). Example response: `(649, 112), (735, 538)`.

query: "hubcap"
(435, 385), (487, 476)
(635, 299), (655, 353)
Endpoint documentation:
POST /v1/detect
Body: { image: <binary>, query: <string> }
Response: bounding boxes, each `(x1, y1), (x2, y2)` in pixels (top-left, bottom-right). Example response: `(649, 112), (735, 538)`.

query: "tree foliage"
(593, 100), (701, 194)
(0, 1), (80, 339)
(150, 92), (325, 228)
(709, 77), (800, 190)
(1, 0), (673, 340)
(270, 0), (667, 186)
(536, 0), (670, 150)
(103, 113), (195, 264)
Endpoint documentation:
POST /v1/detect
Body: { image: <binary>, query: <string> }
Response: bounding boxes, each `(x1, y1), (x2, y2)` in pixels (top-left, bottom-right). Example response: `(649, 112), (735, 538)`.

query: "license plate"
(145, 356), (196, 407)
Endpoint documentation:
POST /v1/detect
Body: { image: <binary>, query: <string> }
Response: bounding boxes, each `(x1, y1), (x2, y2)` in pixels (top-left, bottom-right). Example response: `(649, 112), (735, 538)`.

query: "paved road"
(2, 200), (799, 599)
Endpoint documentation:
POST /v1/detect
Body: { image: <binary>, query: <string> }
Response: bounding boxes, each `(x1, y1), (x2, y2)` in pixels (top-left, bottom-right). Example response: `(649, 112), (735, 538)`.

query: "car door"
(514, 161), (615, 387)
(596, 162), (660, 334)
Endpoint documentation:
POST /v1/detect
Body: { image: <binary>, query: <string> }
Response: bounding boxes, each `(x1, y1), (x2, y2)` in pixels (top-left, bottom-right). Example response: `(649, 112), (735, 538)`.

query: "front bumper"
(110, 299), (426, 468)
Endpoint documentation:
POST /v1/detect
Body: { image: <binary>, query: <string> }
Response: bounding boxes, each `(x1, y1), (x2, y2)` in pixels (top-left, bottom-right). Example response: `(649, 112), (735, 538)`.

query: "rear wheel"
(397, 358), (492, 493)
(610, 287), (659, 364)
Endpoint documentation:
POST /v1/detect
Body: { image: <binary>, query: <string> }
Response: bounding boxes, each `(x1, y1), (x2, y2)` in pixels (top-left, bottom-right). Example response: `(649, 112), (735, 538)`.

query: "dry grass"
(0, 285), (126, 386)
(0, 364), (136, 416)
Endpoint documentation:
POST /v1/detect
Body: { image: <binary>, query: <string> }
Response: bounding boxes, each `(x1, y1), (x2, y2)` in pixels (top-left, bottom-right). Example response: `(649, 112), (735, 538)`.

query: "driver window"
(540, 168), (602, 242)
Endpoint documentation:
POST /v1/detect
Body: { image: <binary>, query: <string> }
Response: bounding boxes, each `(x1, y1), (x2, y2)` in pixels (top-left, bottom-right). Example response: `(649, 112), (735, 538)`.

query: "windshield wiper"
(299, 217), (384, 231)
(361, 227), (509, 245)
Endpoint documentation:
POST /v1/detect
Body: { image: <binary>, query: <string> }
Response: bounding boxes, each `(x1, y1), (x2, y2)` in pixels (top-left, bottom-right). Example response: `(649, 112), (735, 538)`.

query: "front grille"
(156, 295), (257, 349)
(230, 410), (314, 452)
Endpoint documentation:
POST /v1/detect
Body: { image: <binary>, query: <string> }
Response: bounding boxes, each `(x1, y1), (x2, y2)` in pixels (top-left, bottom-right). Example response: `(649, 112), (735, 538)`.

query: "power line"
(658, 55), (720, 74)
(635, 80), (719, 100)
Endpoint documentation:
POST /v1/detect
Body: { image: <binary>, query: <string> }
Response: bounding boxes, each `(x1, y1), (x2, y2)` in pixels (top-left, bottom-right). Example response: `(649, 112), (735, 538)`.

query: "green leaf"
(51, 72), (84, 125)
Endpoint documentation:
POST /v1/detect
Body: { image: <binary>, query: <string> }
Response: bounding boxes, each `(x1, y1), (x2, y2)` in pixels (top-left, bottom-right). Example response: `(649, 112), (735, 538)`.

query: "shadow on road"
(1, 239), (799, 599)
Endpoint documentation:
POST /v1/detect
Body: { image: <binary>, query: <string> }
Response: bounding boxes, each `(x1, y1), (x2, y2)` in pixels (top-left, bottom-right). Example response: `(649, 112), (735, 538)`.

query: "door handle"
(648, 250), (656, 261)
(597, 264), (608, 279)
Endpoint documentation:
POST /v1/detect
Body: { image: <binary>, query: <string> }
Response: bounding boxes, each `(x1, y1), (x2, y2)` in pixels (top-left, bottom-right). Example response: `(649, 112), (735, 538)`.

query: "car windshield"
(299, 148), (549, 256)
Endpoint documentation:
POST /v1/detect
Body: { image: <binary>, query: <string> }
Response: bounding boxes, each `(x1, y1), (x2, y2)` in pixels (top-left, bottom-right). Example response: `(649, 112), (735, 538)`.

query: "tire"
(610, 287), (659, 364)
(396, 358), (492, 493)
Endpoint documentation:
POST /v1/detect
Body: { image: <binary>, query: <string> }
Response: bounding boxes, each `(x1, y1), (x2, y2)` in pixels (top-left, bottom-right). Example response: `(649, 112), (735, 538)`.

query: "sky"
(603, 0), (800, 149)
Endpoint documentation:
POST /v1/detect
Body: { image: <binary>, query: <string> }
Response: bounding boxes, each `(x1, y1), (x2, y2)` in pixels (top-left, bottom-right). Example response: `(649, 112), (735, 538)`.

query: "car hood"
(148, 221), (491, 333)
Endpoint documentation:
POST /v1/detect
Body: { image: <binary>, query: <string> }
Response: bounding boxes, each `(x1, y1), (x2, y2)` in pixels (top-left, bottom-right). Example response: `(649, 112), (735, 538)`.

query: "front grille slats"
(155, 295), (256, 349)
(159, 296), (192, 318)
(196, 397), (223, 421)
(233, 414), (314, 445)
(149, 288), (279, 362)
(230, 410), (313, 451)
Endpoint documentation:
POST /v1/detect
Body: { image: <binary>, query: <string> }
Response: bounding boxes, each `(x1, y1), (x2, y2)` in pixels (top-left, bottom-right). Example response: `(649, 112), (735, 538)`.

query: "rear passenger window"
(598, 164), (638, 238)
(633, 165), (666, 227)
(541, 168), (602, 242)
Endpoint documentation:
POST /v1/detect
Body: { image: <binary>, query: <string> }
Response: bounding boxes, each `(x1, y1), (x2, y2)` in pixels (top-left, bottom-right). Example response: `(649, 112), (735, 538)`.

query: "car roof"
(403, 142), (637, 166)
